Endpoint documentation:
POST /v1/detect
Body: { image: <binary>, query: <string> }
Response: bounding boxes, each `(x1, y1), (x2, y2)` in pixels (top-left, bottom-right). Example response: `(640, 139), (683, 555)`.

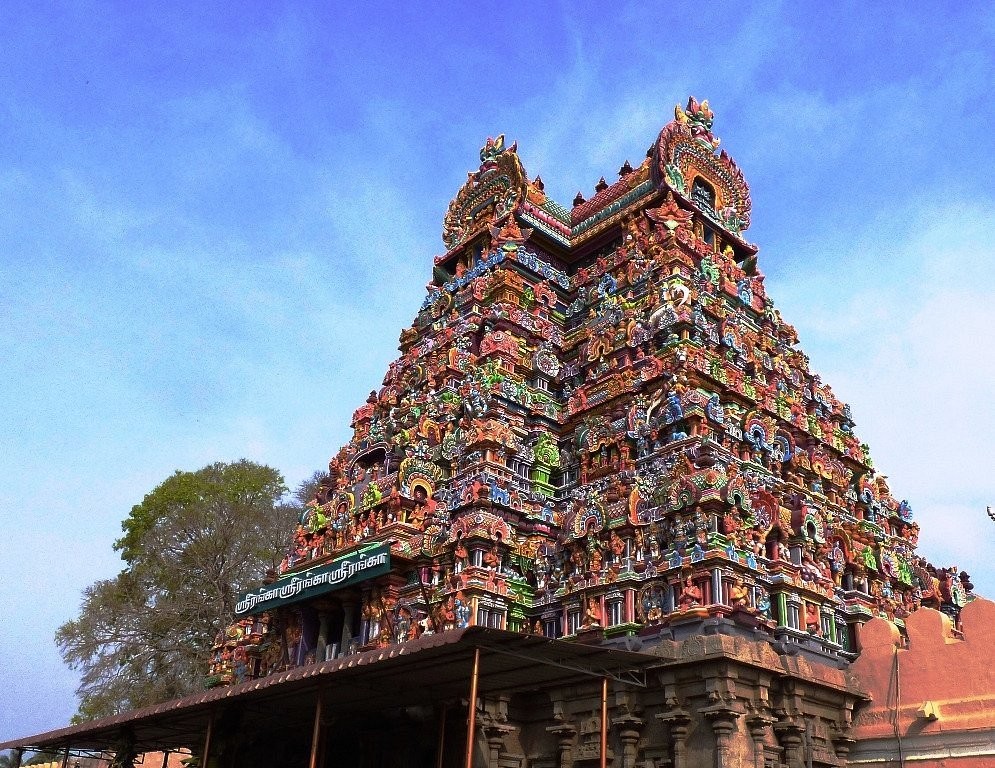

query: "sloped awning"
(1, 627), (652, 754)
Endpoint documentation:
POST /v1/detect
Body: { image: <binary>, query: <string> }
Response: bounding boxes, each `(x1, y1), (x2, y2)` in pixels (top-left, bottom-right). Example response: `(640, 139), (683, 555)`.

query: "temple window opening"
(543, 618), (560, 638)
(607, 599), (624, 626)
(691, 176), (717, 213)
(567, 609), (581, 635)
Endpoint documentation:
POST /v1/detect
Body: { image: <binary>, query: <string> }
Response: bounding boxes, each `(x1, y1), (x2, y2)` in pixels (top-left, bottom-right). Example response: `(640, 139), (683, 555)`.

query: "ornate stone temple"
(215, 97), (969, 678)
(2, 99), (983, 768)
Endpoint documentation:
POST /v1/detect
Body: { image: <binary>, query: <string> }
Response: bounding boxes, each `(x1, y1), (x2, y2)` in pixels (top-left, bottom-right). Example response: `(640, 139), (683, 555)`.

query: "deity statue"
(483, 544), (502, 571)
(609, 530), (626, 562)
(454, 533), (469, 571)
(678, 576), (703, 610)
(805, 602), (822, 635)
(581, 597), (603, 629)
(729, 578), (750, 609)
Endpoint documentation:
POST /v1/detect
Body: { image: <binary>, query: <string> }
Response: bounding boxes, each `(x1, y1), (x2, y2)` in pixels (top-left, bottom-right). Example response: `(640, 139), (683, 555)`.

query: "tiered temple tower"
(210, 98), (973, 686)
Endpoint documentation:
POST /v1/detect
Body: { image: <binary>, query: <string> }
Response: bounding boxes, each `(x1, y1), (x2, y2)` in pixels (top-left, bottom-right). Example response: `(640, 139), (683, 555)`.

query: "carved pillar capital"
(773, 718), (804, 741)
(546, 723), (577, 741)
(702, 704), (740, 729)
(745, 712), (774, 733)
(482, 722), (516, 739)
(611, 713), (644, 733)
(830, 731), (856, 762)
(655, 708), (691, 732)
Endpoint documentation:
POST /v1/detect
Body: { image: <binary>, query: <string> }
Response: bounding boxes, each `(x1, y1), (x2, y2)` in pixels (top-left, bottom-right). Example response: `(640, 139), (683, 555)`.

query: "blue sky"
(2, 0), (994, 741)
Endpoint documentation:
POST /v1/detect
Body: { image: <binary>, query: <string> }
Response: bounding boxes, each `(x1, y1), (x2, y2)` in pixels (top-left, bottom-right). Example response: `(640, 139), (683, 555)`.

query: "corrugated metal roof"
(1, 628), (654, 753)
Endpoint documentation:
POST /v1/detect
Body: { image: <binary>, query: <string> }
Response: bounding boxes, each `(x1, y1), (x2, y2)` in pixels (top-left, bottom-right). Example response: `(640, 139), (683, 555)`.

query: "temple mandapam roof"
(1, 627), (652, 754)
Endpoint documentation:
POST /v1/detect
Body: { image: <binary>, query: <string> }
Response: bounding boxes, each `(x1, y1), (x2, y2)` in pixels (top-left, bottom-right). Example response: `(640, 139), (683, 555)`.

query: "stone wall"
(469, 632), (865, 768)
(848, 598), (995, 766)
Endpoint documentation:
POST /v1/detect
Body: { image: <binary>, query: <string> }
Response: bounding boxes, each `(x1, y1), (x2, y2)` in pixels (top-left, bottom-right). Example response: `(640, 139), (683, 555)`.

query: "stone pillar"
(702, 706), (740, 768)
(611, 715), (644, 768)
(656, 708), (691, 768)
(316, 609), (331, 662)
(745, 714), (774, 768)
(546, 723), (577, 768)
(773, 719), (805, 768)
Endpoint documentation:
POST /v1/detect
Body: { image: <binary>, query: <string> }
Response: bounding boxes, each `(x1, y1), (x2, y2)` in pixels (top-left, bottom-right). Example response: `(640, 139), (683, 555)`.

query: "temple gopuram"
(5, 100), (988, 768)
(211, 97), (972, 686)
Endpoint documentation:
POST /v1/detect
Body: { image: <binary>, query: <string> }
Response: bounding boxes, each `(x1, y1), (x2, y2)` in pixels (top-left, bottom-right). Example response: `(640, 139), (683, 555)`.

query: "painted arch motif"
(653, 98), (753, 236)
(442, 135), (529, 250)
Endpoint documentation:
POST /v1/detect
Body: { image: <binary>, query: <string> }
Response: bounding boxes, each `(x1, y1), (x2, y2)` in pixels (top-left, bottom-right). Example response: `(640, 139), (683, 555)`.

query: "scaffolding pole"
(308, 692), (324, 768)
(464, 648), (481, 768)
(200, 713), (214, 768)
(436, 704), (448, 768)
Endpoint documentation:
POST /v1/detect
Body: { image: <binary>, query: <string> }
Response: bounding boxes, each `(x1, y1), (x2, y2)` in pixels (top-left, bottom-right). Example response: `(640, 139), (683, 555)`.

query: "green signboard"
(234, 544), (391, 616)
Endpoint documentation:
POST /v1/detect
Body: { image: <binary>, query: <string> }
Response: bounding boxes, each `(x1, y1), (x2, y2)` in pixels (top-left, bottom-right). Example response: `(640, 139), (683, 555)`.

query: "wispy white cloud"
(769, 198), (995, 589)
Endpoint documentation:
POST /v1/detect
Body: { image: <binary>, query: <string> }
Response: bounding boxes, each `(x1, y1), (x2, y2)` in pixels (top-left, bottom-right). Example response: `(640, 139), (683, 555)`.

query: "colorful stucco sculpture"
(208, 99), (974, 686)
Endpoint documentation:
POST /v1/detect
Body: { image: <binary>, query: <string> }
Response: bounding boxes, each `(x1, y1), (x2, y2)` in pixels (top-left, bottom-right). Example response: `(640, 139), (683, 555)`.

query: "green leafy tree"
(293, 470), (329, 507)
(23, 751), (62, 765)
(57, 460), (299, 721)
